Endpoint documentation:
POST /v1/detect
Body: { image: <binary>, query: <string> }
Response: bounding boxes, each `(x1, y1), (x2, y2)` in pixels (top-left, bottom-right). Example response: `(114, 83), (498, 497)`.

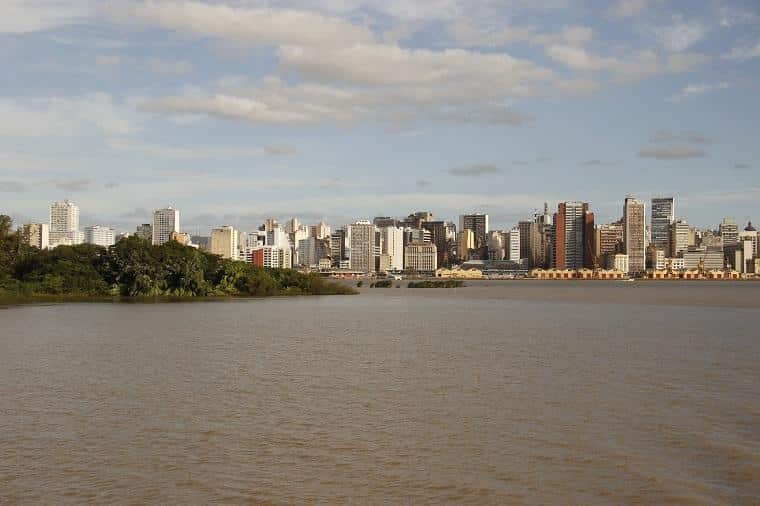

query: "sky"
(1, 0), (759, 233)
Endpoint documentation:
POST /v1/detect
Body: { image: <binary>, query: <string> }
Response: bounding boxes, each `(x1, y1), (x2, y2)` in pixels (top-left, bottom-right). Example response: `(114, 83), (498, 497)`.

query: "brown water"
(1, 282), (759, 504)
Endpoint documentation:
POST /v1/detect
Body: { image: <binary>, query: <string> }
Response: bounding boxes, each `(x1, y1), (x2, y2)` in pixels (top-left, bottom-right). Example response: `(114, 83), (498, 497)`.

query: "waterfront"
(1, 283), (759, 504)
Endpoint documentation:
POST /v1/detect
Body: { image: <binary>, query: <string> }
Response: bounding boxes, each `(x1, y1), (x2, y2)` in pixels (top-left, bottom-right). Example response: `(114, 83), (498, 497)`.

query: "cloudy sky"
(1, 0), (759, 233)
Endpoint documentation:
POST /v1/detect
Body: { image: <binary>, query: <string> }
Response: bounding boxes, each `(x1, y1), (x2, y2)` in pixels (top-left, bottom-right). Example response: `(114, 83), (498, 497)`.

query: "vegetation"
(407, 280), (465, 288)
(0, 216), (355, 301)
(372, 279), (393, 288)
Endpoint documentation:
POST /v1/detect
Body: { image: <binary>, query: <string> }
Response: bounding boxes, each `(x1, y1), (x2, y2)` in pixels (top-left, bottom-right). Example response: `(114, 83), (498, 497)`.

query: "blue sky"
(1, 0), (758, 233)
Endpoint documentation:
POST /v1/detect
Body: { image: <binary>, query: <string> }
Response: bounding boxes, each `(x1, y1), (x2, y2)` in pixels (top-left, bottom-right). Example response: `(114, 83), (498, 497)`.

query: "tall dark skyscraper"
(422, 220), (448, 267)
(459, 214), (489, 250)
(651, 197), (675, 253)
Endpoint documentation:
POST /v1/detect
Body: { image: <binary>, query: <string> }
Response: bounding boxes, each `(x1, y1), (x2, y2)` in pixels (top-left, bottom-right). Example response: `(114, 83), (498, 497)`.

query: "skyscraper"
(49, 200), (82, 247)
(506, 227), (521, 262)
(518, 221), (542, 268)
(623, 197), (646, 274)
(349, 221), (375, 273)
(670, 219), (690, 257)
(380, 226), (404, 271)
(152, 207), (180, 245)
(459, 213), (489, 249)
(458, 229), (475, 261)
(422, 220), (448, 267)
(651, 197), (675, 253)
(553, 202), (593, 270)
(210, 225), (239, 260)
(720, 218), (739, 247)
(330, 228), (348, 267)
(595, 222), (623, 260)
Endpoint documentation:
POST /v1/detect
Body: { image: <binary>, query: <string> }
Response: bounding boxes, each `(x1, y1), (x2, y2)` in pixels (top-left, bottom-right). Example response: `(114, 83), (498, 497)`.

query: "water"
(1, 282), (759, 504)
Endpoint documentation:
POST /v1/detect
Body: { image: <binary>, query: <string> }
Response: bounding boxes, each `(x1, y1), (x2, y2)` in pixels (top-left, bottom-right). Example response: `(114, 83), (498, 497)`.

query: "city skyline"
(1, 0), (759, 230)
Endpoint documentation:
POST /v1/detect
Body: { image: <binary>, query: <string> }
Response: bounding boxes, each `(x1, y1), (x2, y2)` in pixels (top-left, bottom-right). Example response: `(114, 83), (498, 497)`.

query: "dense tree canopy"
(0, 216), (354, 298)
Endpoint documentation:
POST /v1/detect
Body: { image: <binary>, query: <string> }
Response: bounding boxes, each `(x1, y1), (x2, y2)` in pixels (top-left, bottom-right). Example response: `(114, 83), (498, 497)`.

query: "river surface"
(1, 282), (759, 504)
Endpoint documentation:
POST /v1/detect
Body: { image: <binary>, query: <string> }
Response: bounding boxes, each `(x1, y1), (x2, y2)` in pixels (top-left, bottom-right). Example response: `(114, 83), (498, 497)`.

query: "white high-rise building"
(85, 226), (115, 247)
(209, 225), (239, 260)
(49, 200), (83, 247)
(507, 227), (521, 262)
(380, 226), (404, 271)
(152, 207), (180, 245)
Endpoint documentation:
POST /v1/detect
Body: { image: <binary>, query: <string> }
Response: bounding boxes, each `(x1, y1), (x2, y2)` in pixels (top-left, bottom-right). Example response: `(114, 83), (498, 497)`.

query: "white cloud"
(108, 1), (375, 48)
(547, 46), (708, 82)
(667, 82), (730, 103)
(0, 94), (140, 137)
(649, 15), (707, 53)
(607, 0), (654, 19)
(96, 55), (195, 75)
(279, 44), (551, 91)
(0, 0), (90, 33)
(723, 41), (760, 61)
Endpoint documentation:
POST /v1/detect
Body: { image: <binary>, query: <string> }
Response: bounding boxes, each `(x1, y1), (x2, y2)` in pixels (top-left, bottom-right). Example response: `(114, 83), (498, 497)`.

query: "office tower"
(670, 219), (690, 257)
(506, 227), (521, 262)
(404, 242), (437, 273)
(20, 223), (49, 250)
(422, 220), (448, 267)
(459, 214), (489, 249)
(623, 197), (646, 274)
(152, 206), (180, 245)
(651, 197), (675, 253)
(210, 225), (239, 260)
(349, 221), (375, 273)
(296, 236), (318, 267)
(49, 199), (82, 246)
(459, 229), (475, 261)
(380, 226), (404, 271)
(135, 223), (152, 241)
(720, 218), (738, 247)
(595, 222), (623, 260)
(84, 226), (115, 247)
(553, 202), (593, 270)
(330, 228), (347, 267)
(518, 221), (542, 268)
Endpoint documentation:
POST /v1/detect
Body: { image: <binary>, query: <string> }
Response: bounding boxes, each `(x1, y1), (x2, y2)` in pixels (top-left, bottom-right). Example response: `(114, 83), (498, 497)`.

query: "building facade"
(670, 219), (690, 257)
(152, 207), (180, 245)
(84, 226), (115, 247)
(349, 221), (375, 273)
(459, 213), (489, 250)
(209, 225), (239, 260)
(20, 223), (49, 250)
(553, 202), (593, 270)
(651, 197), (675, 254)
(623, 197), (646, 274)
(380, 226), (404, 271)
(49, 200), (82, 247)
(404, 242), (438, 273)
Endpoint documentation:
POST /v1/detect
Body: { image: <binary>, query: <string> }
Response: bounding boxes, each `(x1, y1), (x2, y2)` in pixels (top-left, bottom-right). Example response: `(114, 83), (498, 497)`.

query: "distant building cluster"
(17, 196), (760, 278)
